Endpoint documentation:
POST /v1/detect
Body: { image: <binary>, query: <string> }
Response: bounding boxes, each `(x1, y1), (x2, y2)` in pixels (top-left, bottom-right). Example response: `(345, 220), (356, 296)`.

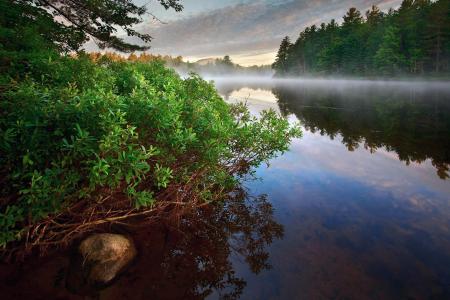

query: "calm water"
(211, 78), (450, 300)
(1, 78), (450, 300)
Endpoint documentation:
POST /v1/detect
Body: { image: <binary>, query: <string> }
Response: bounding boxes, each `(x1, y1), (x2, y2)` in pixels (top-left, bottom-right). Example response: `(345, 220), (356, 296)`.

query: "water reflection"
(212, 78), (450, 300)
(0, 189), (282, 300)
(102, 190), (283, 300)
(214, 78), (450, 179)
(274, 84), (450, 179)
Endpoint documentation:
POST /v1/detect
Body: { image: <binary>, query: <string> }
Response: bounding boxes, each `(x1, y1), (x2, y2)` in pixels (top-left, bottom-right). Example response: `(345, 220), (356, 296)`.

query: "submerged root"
(1, 176), (213, 261)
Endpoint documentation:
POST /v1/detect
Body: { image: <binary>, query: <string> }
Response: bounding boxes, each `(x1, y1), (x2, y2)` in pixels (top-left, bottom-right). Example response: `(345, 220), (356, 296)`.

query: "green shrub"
(0, 55), (301, 248)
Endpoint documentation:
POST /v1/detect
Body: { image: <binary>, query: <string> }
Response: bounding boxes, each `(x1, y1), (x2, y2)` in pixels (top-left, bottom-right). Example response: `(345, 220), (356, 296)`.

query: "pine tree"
(5, 0), (183, 52)
(365, 5), (384, 24)
(425, 0), (450, 73)
(273, 36), (293, 75)
(375, 26), (406, 75)
(343, 8), (363, 27)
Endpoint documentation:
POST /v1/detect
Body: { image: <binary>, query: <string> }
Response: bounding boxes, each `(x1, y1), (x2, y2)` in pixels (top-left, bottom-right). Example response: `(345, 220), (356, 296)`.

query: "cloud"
(138, 0), (402, 64)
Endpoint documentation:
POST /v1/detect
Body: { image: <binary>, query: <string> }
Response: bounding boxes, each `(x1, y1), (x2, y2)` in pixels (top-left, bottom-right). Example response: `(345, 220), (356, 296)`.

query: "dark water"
(1, 78), (450, 300)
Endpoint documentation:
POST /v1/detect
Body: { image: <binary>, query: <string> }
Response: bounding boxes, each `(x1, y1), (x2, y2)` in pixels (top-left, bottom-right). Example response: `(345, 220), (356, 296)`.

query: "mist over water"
(206, 75), (450, 91)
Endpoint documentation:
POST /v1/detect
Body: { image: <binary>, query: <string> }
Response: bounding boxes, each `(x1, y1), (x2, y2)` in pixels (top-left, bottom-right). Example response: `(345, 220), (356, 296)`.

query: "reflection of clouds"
(224, 83), (450, 300)
(242, 133), (450, 298)
(272, 128), (450, 200)
(217, 83), (450, 211)
(218, 83), (450, 225)
(229, 88), (278, 103)
(221, 87), (280, 115)
(216, 83), (448, 199)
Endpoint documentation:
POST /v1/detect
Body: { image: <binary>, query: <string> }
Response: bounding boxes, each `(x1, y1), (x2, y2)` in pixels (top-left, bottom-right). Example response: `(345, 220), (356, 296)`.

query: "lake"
(1, 78), (449, 300)
(210, 77), (450, 300)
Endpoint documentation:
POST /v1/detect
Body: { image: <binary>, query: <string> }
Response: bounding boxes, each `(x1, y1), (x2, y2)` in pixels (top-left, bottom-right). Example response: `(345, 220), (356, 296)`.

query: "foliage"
(374, 26), (406, 75)
(273, 36), (292, 76)
(88, 52), (274, 76)
(0, 0), (298, 253)
(220, 55), (234, 67)
(6, 0), (183, 52)
(0, 51), (300, 249)
(273, 0), (450, 76)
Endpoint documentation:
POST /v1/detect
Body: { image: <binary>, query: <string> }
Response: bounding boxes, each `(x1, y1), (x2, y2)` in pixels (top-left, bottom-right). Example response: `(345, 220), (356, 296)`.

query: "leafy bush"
(0, 54), (300, 248)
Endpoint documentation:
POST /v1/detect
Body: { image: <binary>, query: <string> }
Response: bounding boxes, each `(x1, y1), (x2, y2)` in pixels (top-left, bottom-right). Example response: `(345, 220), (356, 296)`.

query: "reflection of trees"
(215, 79), (450, 179)
(273, 85), (450, 179)
(0, 189), (282, 299)
(100, 188), (283, 300)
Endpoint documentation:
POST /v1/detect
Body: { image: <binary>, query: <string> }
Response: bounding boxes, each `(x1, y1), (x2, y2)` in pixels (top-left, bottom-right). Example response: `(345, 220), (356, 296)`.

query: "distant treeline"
(273, 0), (450, 77)
(88, 52), (273, 76)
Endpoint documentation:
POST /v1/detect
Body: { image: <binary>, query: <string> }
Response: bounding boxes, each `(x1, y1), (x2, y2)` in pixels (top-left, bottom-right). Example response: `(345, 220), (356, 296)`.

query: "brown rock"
(66, 233), (136, 294)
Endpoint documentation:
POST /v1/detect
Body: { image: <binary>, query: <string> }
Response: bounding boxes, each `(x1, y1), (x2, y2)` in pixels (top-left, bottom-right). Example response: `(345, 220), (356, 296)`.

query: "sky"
(112, 0), (404, 66)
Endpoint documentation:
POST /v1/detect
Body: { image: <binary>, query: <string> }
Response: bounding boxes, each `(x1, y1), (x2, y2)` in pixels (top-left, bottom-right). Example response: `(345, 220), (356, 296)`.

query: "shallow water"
(1, 78), (450, 300)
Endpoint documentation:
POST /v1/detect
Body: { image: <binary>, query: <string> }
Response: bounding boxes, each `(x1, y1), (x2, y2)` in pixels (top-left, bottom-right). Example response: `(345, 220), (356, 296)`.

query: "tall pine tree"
(272, 36), (292, 76)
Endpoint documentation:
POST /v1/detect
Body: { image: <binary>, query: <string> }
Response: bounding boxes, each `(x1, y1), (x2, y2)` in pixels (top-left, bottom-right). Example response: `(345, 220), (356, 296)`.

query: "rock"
(66, 233), (136, 294)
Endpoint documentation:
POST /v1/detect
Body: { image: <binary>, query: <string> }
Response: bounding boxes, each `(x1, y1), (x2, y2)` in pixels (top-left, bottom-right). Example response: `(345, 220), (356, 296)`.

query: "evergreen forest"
(273, 0), (450, 77)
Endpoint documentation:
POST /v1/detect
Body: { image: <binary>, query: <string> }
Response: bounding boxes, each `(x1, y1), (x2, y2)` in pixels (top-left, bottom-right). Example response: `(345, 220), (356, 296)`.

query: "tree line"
(87, 52), (272, 76)
(273, 0), (450, 77)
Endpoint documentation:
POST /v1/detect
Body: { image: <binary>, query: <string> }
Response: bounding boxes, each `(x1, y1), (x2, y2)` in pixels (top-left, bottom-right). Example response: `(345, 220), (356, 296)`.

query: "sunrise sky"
(95, 0), (404, 66)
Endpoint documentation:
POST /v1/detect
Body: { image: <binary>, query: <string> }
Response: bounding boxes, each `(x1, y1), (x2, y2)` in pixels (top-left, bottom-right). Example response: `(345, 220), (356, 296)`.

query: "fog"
(202, 75), (450, 92)
(207, 74), (450, 182)
(170, 63), (274, 80)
